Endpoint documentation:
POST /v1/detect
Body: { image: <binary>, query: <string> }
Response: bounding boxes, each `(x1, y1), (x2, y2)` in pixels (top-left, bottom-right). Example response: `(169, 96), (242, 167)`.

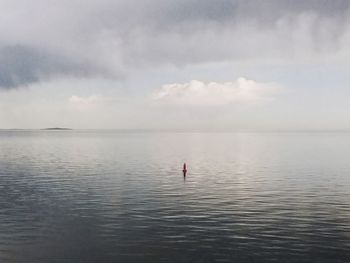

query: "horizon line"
(1, 128), (350, 133)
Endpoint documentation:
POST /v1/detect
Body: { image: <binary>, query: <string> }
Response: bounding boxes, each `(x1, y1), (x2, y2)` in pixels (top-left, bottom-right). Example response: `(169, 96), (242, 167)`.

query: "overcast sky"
(1, 0), (350, 130)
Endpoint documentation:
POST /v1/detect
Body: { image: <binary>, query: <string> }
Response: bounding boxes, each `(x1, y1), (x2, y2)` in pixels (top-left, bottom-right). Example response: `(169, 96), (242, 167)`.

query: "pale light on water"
(1, 131), (350, 262)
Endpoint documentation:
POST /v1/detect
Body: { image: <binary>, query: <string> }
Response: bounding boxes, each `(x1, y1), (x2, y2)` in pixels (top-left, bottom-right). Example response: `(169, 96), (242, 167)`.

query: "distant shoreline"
(42, 128), (73, 131)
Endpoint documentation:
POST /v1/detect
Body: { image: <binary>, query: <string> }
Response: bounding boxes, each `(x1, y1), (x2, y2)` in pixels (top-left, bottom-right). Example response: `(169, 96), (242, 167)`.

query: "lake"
(1, 130), (350, 262)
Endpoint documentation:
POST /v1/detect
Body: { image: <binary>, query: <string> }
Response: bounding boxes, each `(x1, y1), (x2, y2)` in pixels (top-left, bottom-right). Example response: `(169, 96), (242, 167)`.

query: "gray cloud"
(1, 0), (350, 89)
(0, 45), (105, 89)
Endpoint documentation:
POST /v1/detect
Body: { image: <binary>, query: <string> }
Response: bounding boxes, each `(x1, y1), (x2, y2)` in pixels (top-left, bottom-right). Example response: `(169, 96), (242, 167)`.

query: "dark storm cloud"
(119, 0), (350, 30)
(0, 45), (102, 89)
(116, 0), (350, 66)
(1, 0), (350, 89)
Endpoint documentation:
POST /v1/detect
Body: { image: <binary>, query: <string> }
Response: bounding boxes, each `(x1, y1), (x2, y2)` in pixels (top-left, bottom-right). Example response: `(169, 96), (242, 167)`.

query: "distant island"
(42, 128), (72, 130)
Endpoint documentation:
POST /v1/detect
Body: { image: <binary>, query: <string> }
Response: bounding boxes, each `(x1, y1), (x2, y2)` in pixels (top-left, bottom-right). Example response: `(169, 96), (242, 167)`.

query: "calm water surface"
(1, 131), (350, 262)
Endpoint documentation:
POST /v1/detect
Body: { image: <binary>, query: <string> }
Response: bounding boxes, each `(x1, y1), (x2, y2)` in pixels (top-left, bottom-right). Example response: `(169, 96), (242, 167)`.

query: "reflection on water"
(1, 131), (350, 262)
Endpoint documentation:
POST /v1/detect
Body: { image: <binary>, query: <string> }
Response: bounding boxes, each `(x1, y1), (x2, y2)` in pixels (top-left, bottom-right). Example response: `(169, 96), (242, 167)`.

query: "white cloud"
(152, 78), (281, 106)
(68, 95), (104, 110)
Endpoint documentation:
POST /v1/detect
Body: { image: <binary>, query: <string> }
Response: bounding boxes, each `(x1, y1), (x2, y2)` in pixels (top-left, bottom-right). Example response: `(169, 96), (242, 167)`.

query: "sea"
(1, 130), (350, 263)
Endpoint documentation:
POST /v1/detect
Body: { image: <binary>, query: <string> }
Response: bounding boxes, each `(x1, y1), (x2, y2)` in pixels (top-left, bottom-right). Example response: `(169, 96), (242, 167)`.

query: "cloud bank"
(0, 45), (103, 89)
(1, 0), (350, 89)
(152, 78), (280, 106)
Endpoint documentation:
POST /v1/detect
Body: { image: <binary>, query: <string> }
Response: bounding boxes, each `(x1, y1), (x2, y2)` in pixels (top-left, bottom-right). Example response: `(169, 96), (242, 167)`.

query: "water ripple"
(1, 131), (350, 262)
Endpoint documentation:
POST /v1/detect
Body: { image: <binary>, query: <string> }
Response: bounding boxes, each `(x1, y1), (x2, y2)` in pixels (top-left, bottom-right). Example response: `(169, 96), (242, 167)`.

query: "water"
(1, 130), (350, 263)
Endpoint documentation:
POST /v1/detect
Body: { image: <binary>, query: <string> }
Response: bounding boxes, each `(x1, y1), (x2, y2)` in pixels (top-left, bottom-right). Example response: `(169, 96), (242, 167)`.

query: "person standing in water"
(183, 163), (187, 177)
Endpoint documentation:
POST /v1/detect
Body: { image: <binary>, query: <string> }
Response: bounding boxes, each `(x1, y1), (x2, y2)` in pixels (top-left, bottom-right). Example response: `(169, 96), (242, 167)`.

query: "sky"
(1, 0), (350, 130)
